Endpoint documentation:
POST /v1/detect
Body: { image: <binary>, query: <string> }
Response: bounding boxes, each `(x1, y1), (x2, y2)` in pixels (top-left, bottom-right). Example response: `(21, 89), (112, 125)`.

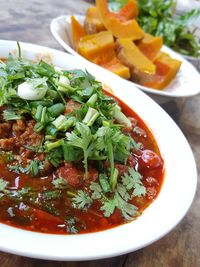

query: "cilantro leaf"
(0, 178), (9, 193)
(117, 184), (130, 202)
(90, 182), (102, 200)
(66, 217), (79, 234)
(72, 190), (92, 210)
(100, 197), (117, 217)
(100, 191), (137, 220)
(66, 122), (93, 177)
(8, 160), (44, 176)
(115, 192), (138, 220)
(52, 177), (68, 189)
(122, 168), (146, 197)
(3, 108), (22, 121)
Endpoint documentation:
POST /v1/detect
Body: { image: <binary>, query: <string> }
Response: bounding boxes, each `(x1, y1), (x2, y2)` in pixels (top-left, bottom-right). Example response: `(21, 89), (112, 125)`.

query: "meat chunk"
(57, 163), (98, 187)
(145, 176), (158, 186)
(64, 100), (81, 115)
(12, 120), (26, 136)
(114, 163), (129, 177)
(127, 154), (137, 168)
(123, 117), (137, 134)
(19, 120), (43, 147)
(0, 122), (12, 138)
(57, 163), (83, 188)
(146, 186), (157, 200)
(0, 137), (15, 151)
(88, 166), (98, 182)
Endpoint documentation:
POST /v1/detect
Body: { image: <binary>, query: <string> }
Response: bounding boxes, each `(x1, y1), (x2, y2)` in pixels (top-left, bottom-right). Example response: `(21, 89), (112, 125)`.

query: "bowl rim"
(0, 40), (197, 261)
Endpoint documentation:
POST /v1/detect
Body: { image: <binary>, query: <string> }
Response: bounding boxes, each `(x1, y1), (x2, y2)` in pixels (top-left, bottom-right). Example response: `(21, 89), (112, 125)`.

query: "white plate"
(0, 40), (197, 261)
(50, 15), (200, 98)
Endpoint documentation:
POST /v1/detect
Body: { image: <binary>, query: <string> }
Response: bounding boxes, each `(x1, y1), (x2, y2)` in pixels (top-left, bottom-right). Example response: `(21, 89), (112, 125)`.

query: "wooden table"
(0, 0), (199, 266)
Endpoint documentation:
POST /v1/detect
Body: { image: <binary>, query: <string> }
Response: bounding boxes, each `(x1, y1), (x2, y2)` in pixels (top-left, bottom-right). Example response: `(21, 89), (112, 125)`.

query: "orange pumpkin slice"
(117, 38), (156, 83)
(143, 52), (182, 90)
(84, 6), (106, 34)
(96, 0), (144, 40)
(137, 33), (163, 61)
(78, 31), (115, 61)
(71, 16), (86, 51)
(113, 0), (139, 21)
(94, 53), (131, 79)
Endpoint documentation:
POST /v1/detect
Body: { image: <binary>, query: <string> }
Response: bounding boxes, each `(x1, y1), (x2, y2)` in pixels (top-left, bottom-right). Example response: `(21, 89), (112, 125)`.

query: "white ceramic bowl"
(50, 15), (200, 99)
(0, 40), (197, 261)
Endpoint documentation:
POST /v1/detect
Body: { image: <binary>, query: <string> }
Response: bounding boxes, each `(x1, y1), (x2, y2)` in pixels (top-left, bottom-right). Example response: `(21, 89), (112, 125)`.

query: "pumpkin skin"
(143, 52), (182, 90)
(71, 16), (87, 51)
(84, 7), (106, 34)
(112, 0), (139, 21)
(96, 0), (144, 40)
(84, 1), (138, 35)
(116, 38), (156, 83)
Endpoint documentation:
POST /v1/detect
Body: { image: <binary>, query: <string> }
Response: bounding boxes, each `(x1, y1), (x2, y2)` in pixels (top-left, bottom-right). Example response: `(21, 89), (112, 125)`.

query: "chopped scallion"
(82, 107), (99, 126)
(45, 139), (64, 151)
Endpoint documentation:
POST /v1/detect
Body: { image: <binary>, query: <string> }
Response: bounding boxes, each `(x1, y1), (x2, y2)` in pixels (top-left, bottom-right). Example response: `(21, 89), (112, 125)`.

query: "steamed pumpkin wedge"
(97, 56), (131, 79)
(71, 16), (87, 51)
(143, 52), (182, 90)
(116, 38), (156, 83)
(84, 6), (106, 34)
(112, 0), (139, 21)
(78, 31), (115, 61)
(96, 0), (144, 40)
(84, 1), (138, 35)
(136, 33), (163, 61)
(90, 49), (131, 79)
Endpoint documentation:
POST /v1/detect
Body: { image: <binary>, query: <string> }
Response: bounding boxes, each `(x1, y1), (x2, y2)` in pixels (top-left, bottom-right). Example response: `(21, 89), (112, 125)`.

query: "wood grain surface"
(0, 0), (200, 266)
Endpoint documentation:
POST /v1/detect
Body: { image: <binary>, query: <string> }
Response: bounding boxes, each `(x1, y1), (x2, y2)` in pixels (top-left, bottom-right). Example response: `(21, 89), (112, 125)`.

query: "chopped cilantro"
(66, 122), (93, 177)
(8, 160), (45, 176)
(72, 190), (92, 210)
(90, 182), (102, 200)
(0, 178), (9, 193)
(52, 177), (68, 189)
(122, 168), (146, 197)
(66, 217), (79, 234)
(3, 108), (22, 121)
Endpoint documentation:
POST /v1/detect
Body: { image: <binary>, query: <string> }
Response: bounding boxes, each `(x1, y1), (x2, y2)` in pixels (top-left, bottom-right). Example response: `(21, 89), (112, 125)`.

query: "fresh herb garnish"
(8, 160), (45, 176)
(66, 123), (93, 178)
(88, 167), (146, 220)
(3, 108), (22, 121)
(0, 178), (9, 193)
(66, 217), (79, 234)
(122, 168), (146, 197)
(72, 190), (92, 210)
(52, 177), (68, 189)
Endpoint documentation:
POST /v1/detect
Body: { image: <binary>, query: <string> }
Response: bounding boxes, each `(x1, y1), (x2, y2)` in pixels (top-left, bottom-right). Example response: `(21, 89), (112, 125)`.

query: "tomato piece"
(139, 149), (163, 169)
